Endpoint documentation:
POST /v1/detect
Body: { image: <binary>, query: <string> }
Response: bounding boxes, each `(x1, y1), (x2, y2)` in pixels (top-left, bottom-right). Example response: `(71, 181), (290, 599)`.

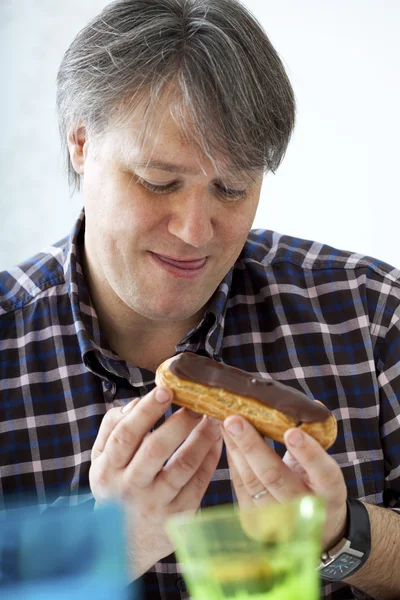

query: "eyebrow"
(131, 159), (258, 184)
(134, 160), (201, 175)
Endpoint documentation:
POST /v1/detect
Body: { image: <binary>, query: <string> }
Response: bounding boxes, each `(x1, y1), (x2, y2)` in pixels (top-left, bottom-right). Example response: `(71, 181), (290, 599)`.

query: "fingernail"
(207, 416), (221, 427)
(155, 388), (171, 403)
(286, 428), (304, 447)
(225, 419), (243, 436)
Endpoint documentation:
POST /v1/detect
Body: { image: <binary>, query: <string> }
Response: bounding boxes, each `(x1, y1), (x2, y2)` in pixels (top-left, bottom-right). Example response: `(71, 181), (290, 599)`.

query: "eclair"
(155, 353), (337, 449)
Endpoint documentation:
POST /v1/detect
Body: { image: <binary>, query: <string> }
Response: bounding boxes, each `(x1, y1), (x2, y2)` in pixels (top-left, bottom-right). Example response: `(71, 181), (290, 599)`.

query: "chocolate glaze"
(169, 353), (330, 423)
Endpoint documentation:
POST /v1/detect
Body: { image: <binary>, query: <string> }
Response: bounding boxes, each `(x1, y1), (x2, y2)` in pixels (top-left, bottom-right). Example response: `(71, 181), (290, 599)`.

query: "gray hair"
(56, 0), (295, 194)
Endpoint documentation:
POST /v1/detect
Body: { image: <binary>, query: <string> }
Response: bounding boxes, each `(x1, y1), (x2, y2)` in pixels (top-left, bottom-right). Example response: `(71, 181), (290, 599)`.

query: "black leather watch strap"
(318, 498), (371, 581)
(346, 498), (371, 564)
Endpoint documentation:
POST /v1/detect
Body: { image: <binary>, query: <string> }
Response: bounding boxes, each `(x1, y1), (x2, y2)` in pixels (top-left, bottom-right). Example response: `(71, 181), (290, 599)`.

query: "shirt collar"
(176, 269), (232, 361)
(64, 211), (123, 372)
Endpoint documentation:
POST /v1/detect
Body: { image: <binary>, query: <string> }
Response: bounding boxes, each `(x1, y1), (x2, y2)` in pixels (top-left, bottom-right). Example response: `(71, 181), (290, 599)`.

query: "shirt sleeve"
(376, 287), (400, 511)
(348, 287), (400, 600)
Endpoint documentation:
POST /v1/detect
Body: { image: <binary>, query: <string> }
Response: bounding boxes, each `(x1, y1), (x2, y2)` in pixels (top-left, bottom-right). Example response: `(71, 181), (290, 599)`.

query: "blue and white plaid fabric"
(1, 210), (399, 599)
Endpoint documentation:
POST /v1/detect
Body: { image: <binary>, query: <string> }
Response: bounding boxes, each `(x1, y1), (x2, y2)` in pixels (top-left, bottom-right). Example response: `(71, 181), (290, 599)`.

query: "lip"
(150, 252), (208, 279)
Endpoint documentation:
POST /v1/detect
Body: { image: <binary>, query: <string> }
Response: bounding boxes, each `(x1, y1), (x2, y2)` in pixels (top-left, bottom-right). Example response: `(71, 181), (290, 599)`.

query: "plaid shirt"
(1, 210), (399, 600)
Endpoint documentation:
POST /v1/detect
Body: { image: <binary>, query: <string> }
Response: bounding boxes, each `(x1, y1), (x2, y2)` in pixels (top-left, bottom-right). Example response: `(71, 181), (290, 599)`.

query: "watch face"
(321, 553), (362, 581)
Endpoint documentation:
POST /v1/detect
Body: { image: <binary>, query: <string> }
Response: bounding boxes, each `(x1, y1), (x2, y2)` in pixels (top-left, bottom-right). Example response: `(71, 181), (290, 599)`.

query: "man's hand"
(89, 387), (223, 578)
(222, 416), (347, 551)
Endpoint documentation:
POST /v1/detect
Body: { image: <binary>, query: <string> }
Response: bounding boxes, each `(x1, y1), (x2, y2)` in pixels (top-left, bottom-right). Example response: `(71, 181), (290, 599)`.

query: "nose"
(167, 189), (214, 248)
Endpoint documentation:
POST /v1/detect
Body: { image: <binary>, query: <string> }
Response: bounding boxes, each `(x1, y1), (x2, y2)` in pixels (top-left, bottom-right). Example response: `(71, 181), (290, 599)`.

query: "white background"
(1, 0), (399, 271)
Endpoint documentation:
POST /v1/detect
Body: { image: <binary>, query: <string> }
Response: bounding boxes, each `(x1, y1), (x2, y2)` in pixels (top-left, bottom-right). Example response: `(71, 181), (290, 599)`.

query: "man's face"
(80, 106), (263, 327)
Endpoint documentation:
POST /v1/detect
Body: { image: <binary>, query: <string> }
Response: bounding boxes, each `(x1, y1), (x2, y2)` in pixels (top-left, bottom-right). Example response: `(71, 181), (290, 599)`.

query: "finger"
(124, 407), (205, 488)
(282, 450), (309, 484)
(171, 434), (224, 513)
(102, 387), (172, 469)
(284, 428), (347, 508)
(223, 431), (272, 504)
(223, 416), (307, 502)
(155, 416), (222, 501)
(91, 397), (141, 462)
(224, 438), (269, 507)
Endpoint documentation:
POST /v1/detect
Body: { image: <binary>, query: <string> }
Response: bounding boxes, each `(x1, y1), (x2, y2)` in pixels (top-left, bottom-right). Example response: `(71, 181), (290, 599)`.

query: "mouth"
(150, 252), (208, 278)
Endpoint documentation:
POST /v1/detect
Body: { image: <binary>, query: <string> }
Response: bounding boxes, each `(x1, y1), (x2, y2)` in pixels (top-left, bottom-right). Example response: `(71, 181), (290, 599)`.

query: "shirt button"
(176, 577), (187, 592)
(103, 381), (116, 400)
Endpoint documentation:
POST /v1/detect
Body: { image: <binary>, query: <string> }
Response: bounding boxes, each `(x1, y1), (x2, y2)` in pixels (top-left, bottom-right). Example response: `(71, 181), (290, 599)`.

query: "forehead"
(102, 99), (260, 183)
(106, 115), (211, 174)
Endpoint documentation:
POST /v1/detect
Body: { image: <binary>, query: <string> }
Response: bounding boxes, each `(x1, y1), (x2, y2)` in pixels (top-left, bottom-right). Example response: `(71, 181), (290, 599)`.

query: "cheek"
(219, 206), (257, 253)
(84, 172), (160, 236)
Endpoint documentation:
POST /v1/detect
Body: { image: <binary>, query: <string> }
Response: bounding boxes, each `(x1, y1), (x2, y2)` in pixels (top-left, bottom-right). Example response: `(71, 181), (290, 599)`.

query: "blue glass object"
(0, 498), (137, 599)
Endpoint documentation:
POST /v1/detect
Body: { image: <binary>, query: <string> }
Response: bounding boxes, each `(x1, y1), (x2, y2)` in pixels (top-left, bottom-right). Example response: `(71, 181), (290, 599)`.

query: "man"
(0, 0), (399, 598)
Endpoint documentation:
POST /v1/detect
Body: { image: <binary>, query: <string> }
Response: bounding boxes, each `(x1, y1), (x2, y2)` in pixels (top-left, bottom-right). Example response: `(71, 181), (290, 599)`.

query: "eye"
(215, 184), (247, 202)
(137, 176), (247, 200)
(138, 177), (180, 194)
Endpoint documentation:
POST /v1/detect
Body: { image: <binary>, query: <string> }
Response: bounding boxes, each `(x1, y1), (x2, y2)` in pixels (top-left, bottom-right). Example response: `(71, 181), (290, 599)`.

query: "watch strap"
(346, 498), (371, 564)
(318, 498), (371, 581)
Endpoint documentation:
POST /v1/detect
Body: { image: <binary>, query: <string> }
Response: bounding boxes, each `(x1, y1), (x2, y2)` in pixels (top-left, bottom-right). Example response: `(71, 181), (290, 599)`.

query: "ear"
(67, 126), (89, 176)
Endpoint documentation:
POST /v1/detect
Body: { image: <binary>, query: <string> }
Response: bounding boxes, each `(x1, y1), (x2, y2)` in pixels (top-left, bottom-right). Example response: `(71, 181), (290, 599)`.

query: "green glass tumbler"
(167, 496), (325, 600)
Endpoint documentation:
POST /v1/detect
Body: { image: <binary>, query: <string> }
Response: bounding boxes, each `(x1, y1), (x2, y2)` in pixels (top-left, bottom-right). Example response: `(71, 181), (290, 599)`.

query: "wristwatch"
(317, 498), (371, 581)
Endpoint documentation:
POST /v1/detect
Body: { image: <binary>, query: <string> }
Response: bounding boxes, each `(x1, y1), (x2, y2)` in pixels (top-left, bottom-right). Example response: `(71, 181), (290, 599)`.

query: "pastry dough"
(156, 355), (337, 449)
